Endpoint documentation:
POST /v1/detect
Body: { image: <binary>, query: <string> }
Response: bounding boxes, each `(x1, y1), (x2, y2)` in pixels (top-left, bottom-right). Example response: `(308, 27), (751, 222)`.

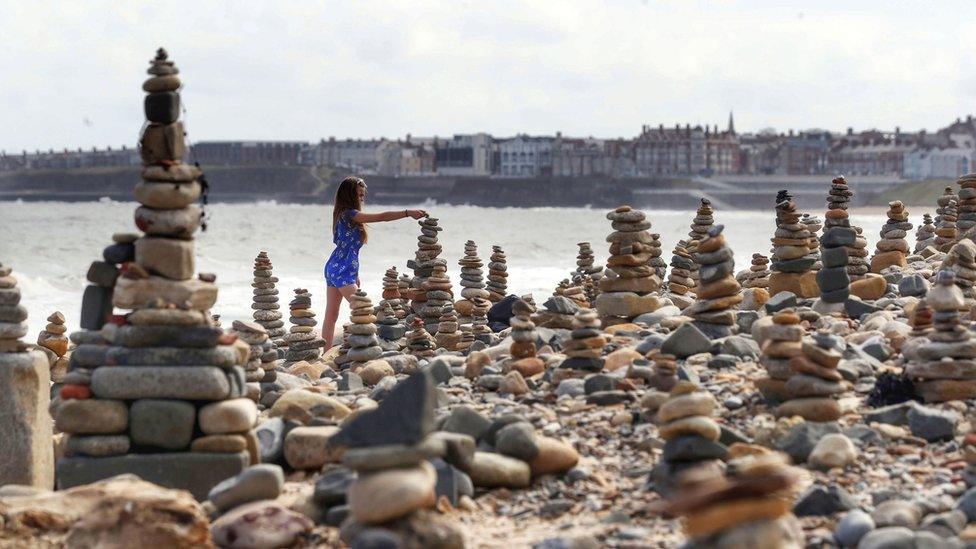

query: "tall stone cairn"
(284, 288), (325, 364)
(649, 232), (668, 280)
(456, 240), (489, 321)
(252, 251), (285, 348)
(0, 262), (54, 488)
(668, 239), (696, 295)
(769, 190), (818, 298)
(232, 320), (269, 384)
(957, 173), (976, 234)
(408, 216), (447, 331)
(381, 266), (406, 320)
(942, 239), (976, 304)
(574, 242), (603, 282)
(55, 49), (255, 499)
(471, 297), (493, 344)
(801, 213), (823, 271)
(508, 299), (545, 377)
(870, 201), (912, 273)
(915, 213), (936, 253)
(935, 187), (959, 252)
(687, 225), (740, 338)
(596, 205), (662, 324)
(486, 245), (508, 301)
(686, 198), (715, 291)
(345, 290), (383, 367)
(815, 179), (855, 311)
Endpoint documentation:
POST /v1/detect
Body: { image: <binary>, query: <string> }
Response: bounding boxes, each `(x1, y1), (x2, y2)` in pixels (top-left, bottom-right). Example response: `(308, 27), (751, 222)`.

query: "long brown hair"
(333, 176), (368, 243)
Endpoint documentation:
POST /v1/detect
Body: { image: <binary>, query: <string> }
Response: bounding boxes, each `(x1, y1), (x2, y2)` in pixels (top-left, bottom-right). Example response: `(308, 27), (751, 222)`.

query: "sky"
(2, 0), (976, 152)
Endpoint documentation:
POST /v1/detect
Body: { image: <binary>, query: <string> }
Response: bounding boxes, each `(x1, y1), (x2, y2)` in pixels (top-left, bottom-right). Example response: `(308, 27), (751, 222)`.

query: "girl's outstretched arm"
(353, 209), (427, 223)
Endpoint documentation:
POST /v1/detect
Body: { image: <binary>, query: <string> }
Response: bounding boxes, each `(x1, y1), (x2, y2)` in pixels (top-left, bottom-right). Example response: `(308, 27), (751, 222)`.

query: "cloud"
(2, 0), (975, 152)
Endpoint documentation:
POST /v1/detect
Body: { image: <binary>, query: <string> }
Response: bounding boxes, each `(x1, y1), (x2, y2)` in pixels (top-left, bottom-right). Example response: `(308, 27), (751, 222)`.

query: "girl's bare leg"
(323, 284), (359, 349)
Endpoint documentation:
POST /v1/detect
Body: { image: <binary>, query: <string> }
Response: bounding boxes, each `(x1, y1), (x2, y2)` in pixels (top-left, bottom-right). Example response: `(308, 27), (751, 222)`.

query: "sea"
(0, 199), (895, 340)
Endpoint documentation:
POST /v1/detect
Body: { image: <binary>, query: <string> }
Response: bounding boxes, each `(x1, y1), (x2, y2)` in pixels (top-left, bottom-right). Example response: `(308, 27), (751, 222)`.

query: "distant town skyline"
(3, 1), (976, 152)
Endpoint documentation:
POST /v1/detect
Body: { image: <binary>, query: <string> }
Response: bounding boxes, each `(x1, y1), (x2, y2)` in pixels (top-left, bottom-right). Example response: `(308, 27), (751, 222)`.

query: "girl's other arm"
(353, 209), (427, 223)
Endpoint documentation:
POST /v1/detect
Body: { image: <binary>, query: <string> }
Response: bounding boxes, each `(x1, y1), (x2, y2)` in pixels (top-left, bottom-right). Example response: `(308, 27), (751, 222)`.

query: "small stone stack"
(776, 331), (846, 422)
(649, 352), (679, 392)
(755, 309), (805, 402)
(801, 213), (823, 270)
(574, 242), (603, 282)
(558, 308), (606, 374)
(596, 206), (662, 323)
(769, 190), (818, 298)
(685, 198), (716, 291)
(847, 226), (870, 280)
(252, 252), (285, 347)
(376, 300), (407, 344)
(653, 381), (726, 494)
(910, 304), (933, 337)
(283, 289), (325, 365)
(935, 187), (959, 252)
(486, 245), (509, 302)
(345, 290), (383, 368)
(687, 225), (740, 338)
(406, 316), (435, 358)
(471, 297), (493, 344)
(562, 283), (590, 309)
(422, 264), (453, 335)
(457, 325), (474, 352)
(37, 311), (70, 381)
(0, 263), (54, 488)
(668, 240), (695, 295)
(815, 182), (855, 312)
(667, 452), (803, 547)
(957, 173), (976, 233)
(870, 201), (912, 273)
(739, 254), (770, 289)
(908, 270), (976, 402)
(649, 233), (668, 280)
(232, 320), (269, 384)
(408, 217), (446, 327)
(943, 239), (976, 303)
(456, 240), (489, 322)
(915, 214), (937, 253)
(381, 266), (406, 320)
(508, 300), (544, 377)
(435, 304), (461, 351)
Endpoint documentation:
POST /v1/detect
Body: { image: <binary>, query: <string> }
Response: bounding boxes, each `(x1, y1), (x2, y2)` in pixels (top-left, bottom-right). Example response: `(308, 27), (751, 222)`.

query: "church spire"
(727, 111), (736, 135)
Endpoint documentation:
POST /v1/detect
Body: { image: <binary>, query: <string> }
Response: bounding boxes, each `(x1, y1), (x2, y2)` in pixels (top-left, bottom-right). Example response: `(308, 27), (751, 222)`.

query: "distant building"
(904, 146), (973, 180)
(634, 115), (739, 176)
(0, 146), (139, 171)
(192, 141), (307, 166)
(400, 142), (435, 175)
(551, 134), (603, 177)
(434, 134), (493, 176)
(498, 134), (554, 177)
(303, 138), (385, 172)
(828, 130), (916, 176)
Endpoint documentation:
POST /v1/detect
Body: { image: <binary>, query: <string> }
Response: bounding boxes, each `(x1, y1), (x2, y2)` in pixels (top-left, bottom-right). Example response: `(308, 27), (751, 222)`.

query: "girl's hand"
(408, 209), (427, 219)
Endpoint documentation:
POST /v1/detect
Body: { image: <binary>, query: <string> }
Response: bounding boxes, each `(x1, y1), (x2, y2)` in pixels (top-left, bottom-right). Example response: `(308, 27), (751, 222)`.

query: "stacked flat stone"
(284, 289), (325, 364)
(596, 205), (662, 323)
(574, 242), (603, 281)
(406, 316), (435, 358)
(486, 245), (508, 302)
(915, 214), (936, 253)
(252, 252), (285, 347)
(815, 182), (855, 311)
(36, 311), (70, 381)
(562, 283), (589, 309)
(375, 300), (407, 343)
(653, 381), (726, 494)
(558, 308), (606, 374)
(456, 240), (489, 321)
(0, 262), (54, 488)
(345, 290), (383, 367)
(56, 50), (255, 498)
(232, 320), (269, 384)
(685, 198), (715, 291)
(907, 270), (976, 402)
(398, 273), (413, 303)
(668, 240), (695, 295)
(739, 254), (770, 289)
(847, 226), (870, 280)
(668, 452), (803, 547)
(769, 190), (817, 298)
(435, 304), (461, 351)
(776, 330), (846, 422)
(870, 201), (912, 273)
(801, 213), (823, 270)
(649, 352), (678, 392)
(408, 217), (446, 330)
(471, 297), (493, 344)
(508, 299), (545, 377)
(910, 304), (933, 338)
(532, 292), (579, 329)
(649, 233), (668, 280)
(457, 325), (474, 352)
(943, 239), (976, 303)
(80, 233), (134, 331)
(686, 225), (740, 338)
(755, 309), (805, 403)
(422, 264), (453, 335)
(381, 266), (406, 320)
(935, 187), (959, 252)
(958, 173), (976, 233)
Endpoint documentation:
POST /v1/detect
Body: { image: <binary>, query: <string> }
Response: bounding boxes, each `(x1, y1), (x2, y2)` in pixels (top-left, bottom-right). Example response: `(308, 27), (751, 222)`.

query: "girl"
(323, 176), (427, 348)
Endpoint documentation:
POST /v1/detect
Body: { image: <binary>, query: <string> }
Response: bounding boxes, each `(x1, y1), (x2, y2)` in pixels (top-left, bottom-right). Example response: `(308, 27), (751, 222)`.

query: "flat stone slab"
(91, 366), (245, 400)
(57, 451), (249, 500)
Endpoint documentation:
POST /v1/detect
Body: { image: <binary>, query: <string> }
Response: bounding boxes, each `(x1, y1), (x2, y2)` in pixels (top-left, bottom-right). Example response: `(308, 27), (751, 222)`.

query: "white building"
(904, 146), (974, 180)
(498, 134), (554, 177)
(302, 138), (385, 172)
(434, 134), (493, 176)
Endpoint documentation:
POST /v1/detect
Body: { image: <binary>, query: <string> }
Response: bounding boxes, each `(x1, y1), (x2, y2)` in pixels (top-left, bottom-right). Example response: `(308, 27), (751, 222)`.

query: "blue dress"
(325, 209), (363, 287)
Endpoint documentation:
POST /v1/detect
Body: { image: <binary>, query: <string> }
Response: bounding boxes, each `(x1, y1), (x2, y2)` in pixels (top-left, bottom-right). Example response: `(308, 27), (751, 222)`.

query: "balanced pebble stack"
(776, 330), (846, 421)
(435, 304), (461, 351)
(574, 242), (603, 282)
(381, 266), (406, 320)
(407, 316), (435, 358)
(595, 206), (662, 324)
(685, 198), (716, 291)
(471, 297), (493, 343)
(486, 245), (508, 302)
(408, 217), (446, 330)
(755, 309), (805, 402)
(870, 201), (912, 273)
(252, 252), (285, 348)
(558, 308), (606, 375)
(935, 187), (959, 252)
(686, 225), (740, 338)
(847, 226), (870, 280)
(769, 190), (818, 298)
(652, 381), (726, 495)
(649, 352), (679, 392)
(815, 180), (855, 312)
(422, 264), (453, 335)
(345, 290), (383, 367)
(649, 232), (668, 280)
(944, 239), (976, 302)
(456, 240), (490, 320)
(232, 320), (270, 384)
(668, 240), (696, 296)
(508, 299), (544, 377)
(915, 214), (936, 253)
(957, 173), (976, 233)
(283, 289), (325, 364)
(739, 253), (770, 289)
(36, 311), (70, 381)
(801, 213), (823, 270)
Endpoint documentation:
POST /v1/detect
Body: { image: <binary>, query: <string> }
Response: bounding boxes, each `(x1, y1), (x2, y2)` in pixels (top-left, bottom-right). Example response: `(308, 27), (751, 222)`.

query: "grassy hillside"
(871, 178), (955, 207)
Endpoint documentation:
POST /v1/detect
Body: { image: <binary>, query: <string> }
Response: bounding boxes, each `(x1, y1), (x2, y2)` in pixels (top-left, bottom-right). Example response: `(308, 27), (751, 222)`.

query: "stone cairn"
(283, 289), (325, 365)
(457, 325), (474, 352)
(574, 242), (603, 282)
(652, 381), (726, 495)
(406, 315), (435, 358)
(739, 253), (770, 289)
(801, 213), (823, 270)
(345, 290), (383, 368)
(556, 308), (606, 379)
(943, 239), (976, 303)
(456, 240), (489, 322)
(375, 299), (407, 345)
(870, 201), (912, 273)
(848, 226), (870, 280)
(648, 351), (679, 391)
(37, 311), (70, 381)
(958, 173), (976, 234)
(908, 270), (976, 402)
(486, 245), (508, 302)
(915, 214), (937, 253)
(0, 262), (54, 488)
(687, 225), (740, 338)
(508, 299), (544, 377)
(252, 251), (285, 348)
(422, 263), (454, 334)
(685, 198), (715, 291)
(232, 320), (271, 384)
(533, 290), (580, 330)
(435, 304), (461, 351)
(471, 297), (493, 344)
(776, 330), (846, 422)
(408, 216), (447, 332)
(755, 309), (805, 403)
(668, 239), (696, 296)
(562, 283), (590, 309)
(769, 190), (818, 298)
(649, 232), (668, 280)
(910, 304), (934, 337)
(667, 452), (803, 547)
(596, 206), (662, 324)
(381, 266), (407, 320)
(56, 49), (256, 499)
(935, 187), (959, 252)
(815, 182), (854, 313)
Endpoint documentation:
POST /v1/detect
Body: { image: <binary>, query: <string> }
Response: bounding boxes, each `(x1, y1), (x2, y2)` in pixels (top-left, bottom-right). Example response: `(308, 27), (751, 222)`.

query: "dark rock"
(908, 405), (958, 442)
(483, 415), (527, 446)
(736, 310), (760, 333)
(765, 292), (797, 313)
(441, 406), (491, 441)
(661, 323), (711, 358)
(113, 325), (223, 348)
(585, 391), (633, 405)
(254, 417), (287, 464)
(719, 335), (760, 359)
(583, 374), (615, 394)
(80, 285), (113, 330)
(794, 484), (858, 516)
(313, 467), (356, 507)
(662, 435), (728, 462)
(102, 243), (135, 264)
(707, 354), (739, 369)
(86, 261), (119, 287)
(776, 421), (841, 463)
(845, 298), (882, 320)
(325, 504), (349, 527)
(495, 422), (539, 460)
(898, 274), (929, 297)
(338, 371), (364, 391)
(719, 425), (751, 446)
(330, 371), (437, 449)
(856, 527), (916, 549)
(864, 401), (919, 426)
